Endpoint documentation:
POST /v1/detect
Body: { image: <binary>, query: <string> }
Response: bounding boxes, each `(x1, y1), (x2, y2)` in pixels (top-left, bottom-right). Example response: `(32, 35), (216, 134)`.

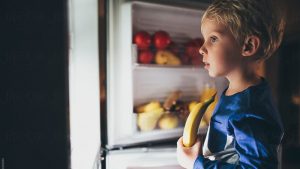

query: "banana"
(203, 98), (218, 123)
(182, 93), (216, 147)
(163, 91), (181, 110)
(188, 101), (198, 113)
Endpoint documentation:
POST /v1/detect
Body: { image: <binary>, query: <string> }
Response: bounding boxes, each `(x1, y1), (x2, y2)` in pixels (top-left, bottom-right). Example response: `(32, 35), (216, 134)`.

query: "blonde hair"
(202, 0), (286, 60)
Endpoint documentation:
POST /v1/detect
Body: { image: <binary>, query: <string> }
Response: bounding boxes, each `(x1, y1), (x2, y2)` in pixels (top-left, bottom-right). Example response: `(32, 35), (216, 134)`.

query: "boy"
(177, 0), (285, 168)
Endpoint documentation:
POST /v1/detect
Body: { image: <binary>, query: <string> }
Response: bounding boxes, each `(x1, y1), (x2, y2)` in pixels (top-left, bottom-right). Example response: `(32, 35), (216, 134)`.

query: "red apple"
(138, 50), (154, 64)
(191, 54), (204, 66)
(134, 31), (151, 49)
(181, 54), (191, 65)
(153, 31), (171, 49)
(185, 38), (204, 58)
(168, 41), (180, 55)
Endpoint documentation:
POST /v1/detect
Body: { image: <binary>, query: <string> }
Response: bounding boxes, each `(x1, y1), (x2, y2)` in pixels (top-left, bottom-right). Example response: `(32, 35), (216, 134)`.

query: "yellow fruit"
(167, 53), (181, 65)
(188, 101), (198, 112)
(155, 50), (181, 66)
(163, 91), (181, 110)
(144, 101), (161, 112)
(182, 93), (216, 147)
(136, 104), (146, 113)
(137, 108), (164, 131)
(136, 101), (161, 113)
(158, 114), (179, 130)
(203, 98), (218, 123)
(155, 50), (168, 64)
(200, 86), (217, 102)
(199, 118), (208, 128)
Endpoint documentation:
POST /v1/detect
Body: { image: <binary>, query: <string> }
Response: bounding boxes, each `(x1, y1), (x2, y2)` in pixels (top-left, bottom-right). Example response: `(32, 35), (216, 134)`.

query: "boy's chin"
(209, 73), (225, 79)
(208, 71), (218, 78)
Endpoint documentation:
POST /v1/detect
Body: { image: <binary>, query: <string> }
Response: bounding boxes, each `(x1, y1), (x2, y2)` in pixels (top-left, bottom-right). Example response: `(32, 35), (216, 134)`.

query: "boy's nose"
(199, 44), (206, 55)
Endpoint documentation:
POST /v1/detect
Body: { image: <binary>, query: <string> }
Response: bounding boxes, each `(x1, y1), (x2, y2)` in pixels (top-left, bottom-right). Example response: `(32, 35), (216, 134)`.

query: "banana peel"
(203, 97), (218, 123)
(189, 101), (209, 127)
(182, 93), (216, 147)
(188, 101), (198, 113)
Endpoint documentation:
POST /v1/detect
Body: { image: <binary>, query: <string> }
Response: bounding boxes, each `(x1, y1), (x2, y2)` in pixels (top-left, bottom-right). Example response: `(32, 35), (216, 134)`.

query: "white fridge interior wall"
(133, 66), (216, 105)
(132, 2), (205, 43)
(68, 0), (100, 168)
(107, 0), (228, 148)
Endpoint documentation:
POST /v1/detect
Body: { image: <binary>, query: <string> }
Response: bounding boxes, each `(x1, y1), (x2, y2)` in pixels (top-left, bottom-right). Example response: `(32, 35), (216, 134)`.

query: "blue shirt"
(194, 78), (284, 169)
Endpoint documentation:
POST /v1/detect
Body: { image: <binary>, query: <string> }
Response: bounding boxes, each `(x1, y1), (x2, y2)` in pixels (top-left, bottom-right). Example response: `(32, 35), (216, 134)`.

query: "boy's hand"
(176, 136), (202, 169)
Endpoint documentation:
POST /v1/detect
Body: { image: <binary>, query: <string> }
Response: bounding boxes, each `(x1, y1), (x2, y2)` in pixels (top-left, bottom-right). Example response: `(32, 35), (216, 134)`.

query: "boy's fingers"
(193, 140), (201, 147)
(177, 137), (183, 147)
(177, 137), (202, 151)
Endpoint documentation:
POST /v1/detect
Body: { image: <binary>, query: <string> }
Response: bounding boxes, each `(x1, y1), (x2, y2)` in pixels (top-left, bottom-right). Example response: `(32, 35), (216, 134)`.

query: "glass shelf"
(133, 63), (206, 70)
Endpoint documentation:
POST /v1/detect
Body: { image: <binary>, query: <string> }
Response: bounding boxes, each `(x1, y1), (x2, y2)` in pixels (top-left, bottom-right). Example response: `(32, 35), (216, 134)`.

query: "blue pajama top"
(194, 78), (284, 169)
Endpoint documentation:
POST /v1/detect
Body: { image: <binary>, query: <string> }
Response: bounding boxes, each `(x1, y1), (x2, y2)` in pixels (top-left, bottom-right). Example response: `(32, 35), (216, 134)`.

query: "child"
(177, 0), (285, 168)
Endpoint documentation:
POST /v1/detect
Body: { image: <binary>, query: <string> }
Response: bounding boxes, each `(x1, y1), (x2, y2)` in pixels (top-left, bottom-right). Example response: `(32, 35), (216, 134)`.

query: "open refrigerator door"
(106, 0), (228, 149)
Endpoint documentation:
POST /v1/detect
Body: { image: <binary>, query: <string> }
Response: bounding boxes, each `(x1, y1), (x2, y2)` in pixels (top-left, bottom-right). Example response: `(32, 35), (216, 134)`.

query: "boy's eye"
(210, 36), (218, 43)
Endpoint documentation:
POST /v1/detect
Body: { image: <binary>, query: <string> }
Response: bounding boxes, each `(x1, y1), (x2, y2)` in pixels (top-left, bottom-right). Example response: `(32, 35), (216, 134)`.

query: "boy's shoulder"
(245, 78), (275, 113)
(224, 78), (283, 131)
(220, 78), (277, 120)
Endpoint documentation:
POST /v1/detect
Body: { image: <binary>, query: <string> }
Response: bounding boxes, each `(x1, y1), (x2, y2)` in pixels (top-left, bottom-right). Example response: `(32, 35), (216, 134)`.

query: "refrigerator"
(68, 0), (228, 168)
(103, 0), (228, 168)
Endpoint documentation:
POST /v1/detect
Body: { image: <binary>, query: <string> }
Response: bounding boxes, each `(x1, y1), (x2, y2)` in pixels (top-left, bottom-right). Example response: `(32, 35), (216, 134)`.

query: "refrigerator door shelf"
(106, 146), (183, 169)
(106, 126), (208, 149)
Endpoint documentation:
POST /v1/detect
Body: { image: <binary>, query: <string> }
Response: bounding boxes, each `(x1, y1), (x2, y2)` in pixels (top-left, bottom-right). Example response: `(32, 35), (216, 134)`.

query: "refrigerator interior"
(107, 0), (227, 148)
(106, 147), (183, 169)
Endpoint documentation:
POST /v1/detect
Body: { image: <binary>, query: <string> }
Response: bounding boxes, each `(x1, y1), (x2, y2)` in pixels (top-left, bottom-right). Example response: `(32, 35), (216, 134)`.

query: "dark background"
(1, 0), (69, 169)
(271, 0), (300, 168)
(1, 0), (300, 169)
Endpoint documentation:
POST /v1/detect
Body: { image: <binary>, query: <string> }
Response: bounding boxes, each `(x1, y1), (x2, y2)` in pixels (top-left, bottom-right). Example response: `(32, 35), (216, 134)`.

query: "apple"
(185, 38), (204, 58)
(191, 54), (204, 66)
(181, 54), (191, 65)
(138, 50), (154, 64)
(153, 31), (171, 49)
(168, 41), (180, 55)
(134, 31), (151, 49)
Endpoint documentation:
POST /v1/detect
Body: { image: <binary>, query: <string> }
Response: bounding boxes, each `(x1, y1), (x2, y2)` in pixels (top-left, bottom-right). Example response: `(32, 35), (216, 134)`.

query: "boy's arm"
(194, 113), (282, 169)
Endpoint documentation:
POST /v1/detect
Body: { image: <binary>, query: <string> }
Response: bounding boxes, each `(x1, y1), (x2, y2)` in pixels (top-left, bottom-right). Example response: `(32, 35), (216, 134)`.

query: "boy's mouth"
(204, 62), (210, 69)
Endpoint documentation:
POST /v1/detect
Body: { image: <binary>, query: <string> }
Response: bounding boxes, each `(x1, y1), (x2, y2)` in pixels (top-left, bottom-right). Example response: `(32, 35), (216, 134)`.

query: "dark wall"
(275, 0), (300, 168)
(1, 0), (69, 169)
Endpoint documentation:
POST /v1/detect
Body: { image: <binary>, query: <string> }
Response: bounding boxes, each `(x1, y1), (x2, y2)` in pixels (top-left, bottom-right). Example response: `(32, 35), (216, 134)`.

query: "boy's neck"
(225, 61), (262, 96)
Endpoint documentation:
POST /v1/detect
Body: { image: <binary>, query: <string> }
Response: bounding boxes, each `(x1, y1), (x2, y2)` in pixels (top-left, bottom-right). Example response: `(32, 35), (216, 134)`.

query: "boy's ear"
(241, 36), (260, 57)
